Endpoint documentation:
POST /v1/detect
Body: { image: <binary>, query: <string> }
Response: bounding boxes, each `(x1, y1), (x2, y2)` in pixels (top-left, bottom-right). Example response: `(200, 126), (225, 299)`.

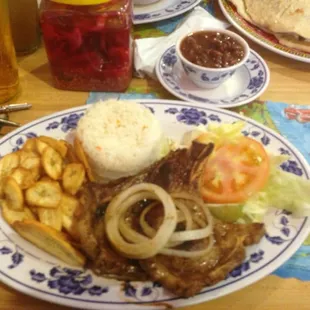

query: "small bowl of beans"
(176, 29), (250, 89)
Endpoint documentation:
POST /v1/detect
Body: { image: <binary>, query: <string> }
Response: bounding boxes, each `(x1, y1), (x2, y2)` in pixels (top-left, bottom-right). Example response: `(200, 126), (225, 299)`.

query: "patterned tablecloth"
(87, 0), (310, 281)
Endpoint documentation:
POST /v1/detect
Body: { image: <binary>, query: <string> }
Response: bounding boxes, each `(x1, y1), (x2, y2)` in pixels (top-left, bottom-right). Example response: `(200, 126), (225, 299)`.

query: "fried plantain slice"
(0, 179), (4, 198)
(22, 138), (37, 152)
(11, 167), (37, 189)
(62, 163), (85, 195)
(62, 214), (79, 240)
(36, 139), (49, 155)
(65, 141), (80, 164)
(1, 202), (35, 225)
(3, 177), (24, 211)
(13, 220), (86, 267)
(19, 150), (41, 170)
(25, 180), (62, 208)
(59, 193), (79, 217)
(73, 138), (95, 182)
(0, 152), (20, 178)
(42, 147), (63, 180)
(38, 207), (62, 231)
(38, 136), (68, 158)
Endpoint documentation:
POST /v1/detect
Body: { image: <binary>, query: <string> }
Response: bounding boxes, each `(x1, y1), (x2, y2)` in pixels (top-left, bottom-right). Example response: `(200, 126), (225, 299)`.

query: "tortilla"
(229, 0), (252, 22)
(275, 34), (310, 54)
(229, 0), (276, 33)
(244, 0), (310, 39)
(228, 0), (310, 54)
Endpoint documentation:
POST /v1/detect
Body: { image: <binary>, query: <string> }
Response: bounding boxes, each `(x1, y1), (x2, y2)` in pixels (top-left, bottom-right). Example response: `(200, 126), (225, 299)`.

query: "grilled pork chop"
(75, 183), (147, 280)
(139, 222), (265, 297)
(74, 142), (214, 279)
(74, 141), (266, 294)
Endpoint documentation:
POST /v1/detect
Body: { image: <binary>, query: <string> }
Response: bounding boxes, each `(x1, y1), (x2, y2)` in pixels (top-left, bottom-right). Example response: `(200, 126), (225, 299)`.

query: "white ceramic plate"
(133, 0), (201, 24)
(0, 99), (309, 309)
(156, 46), (270, 108)
(218, 0), (310, 64)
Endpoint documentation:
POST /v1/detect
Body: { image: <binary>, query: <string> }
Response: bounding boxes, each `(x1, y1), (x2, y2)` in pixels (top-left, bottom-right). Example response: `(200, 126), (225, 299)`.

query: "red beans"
(180, 31), (245, 69)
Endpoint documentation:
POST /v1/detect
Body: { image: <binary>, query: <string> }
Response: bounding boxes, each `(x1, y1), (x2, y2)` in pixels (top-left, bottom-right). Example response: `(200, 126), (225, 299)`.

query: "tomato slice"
(200, 137), (270, 203)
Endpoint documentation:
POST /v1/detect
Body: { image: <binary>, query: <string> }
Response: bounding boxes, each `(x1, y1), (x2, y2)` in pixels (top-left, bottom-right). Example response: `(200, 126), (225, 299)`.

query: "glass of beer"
(9, 0), (40, 55)
(0, 0), (19, 104)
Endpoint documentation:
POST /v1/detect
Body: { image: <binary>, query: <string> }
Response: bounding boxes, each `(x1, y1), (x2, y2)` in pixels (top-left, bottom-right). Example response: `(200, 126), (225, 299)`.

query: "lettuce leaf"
(181, 121), (246, 147)
(243, 156), (310, 222)
(182, 122), (310, 223)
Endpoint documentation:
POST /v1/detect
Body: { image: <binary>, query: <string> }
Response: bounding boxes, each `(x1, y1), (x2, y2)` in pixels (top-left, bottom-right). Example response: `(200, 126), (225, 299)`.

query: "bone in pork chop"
(139, 222), (265, 297)
(87, 141), (214, 203)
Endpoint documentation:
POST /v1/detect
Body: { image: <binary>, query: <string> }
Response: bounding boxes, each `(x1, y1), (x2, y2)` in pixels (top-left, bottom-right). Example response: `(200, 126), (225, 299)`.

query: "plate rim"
(133, 0), (201, 24)
(218, 0), (310, 64)
(155, 47), (270, 108)
(0, 99), (309, 309)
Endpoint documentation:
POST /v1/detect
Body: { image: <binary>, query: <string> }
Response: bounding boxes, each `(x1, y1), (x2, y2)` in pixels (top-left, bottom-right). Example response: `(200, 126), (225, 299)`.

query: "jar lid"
(51, 0), (111, 5)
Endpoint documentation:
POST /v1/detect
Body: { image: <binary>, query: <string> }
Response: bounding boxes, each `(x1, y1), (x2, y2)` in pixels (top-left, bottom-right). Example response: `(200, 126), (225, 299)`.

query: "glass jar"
(0, 0), (19, 104)
(9, 0), (41, 55)
(39, 0), (133, 92)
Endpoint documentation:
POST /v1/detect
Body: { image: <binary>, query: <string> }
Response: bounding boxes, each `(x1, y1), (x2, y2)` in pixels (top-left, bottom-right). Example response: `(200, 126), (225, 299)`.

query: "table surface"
(1, 3), (310, 310)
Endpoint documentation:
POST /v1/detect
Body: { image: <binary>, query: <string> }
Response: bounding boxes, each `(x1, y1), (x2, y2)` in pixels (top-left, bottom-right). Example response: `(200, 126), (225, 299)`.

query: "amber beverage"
(0, 0), (19, 104)
(9, 0), (40, 55)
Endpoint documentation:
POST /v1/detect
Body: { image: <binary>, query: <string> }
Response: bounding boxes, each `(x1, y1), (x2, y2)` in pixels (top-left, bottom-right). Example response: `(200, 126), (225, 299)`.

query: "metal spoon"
(0, 103), (32, 114)
(0, 118), (20, 127)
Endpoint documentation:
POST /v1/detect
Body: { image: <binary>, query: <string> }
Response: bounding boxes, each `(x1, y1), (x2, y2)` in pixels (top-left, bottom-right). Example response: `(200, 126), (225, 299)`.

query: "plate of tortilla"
(219, 0), (310, 63)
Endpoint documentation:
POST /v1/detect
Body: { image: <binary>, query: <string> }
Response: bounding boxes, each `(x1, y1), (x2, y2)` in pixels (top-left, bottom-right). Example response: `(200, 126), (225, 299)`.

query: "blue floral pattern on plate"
(0, 101), (309, 310)
(46, 113), (84, 132)
(133, 0), (201, 24)
(242, 126), (271, 146)
(5, 132), (38, 153)
(122, 281), (162, 301)
(229, 250), (265, 278)
(165, 107), (221, 125)
(156, 46), (270, 108)
(265, 210), (298, 245)
(30, 267), (108, 296)
(0, 246), (24, 269)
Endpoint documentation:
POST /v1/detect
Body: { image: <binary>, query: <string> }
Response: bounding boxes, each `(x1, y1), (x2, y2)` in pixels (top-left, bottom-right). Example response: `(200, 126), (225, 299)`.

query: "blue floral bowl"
(176, 29), (250, 89)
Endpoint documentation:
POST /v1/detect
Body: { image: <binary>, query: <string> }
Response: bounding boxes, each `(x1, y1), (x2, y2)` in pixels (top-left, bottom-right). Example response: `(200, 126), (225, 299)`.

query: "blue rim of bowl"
(133, 0), (201, 24)
(156, 46), (270, 108)
(0, 100), (309, 309)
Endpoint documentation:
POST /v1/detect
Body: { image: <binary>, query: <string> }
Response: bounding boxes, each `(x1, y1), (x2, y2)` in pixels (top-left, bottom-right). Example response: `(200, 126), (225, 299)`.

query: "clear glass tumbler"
(8, 0), (41, 55)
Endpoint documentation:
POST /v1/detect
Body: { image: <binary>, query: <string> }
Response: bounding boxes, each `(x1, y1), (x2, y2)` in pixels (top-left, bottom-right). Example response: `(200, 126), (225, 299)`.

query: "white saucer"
(156, 45), (270, 108)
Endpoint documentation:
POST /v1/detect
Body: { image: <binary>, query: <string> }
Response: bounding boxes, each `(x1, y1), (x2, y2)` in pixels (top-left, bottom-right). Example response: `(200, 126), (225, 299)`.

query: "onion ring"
(105, 183), (177, 259)
(139, 199), (193, 240)
(119, 193), (156, 243)
(139, 202), (158, 238)
(161, 235), (215, 258)
(168, 194), (214, 243)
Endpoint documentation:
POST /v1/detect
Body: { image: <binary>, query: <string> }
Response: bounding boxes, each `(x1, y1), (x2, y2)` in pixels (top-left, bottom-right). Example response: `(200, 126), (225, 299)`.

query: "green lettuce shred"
(243, 156), (310, 222)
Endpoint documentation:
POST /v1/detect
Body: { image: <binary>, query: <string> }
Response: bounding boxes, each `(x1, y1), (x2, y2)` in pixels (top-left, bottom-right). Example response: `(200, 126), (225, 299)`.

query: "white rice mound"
(76, 100), (166, 182)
